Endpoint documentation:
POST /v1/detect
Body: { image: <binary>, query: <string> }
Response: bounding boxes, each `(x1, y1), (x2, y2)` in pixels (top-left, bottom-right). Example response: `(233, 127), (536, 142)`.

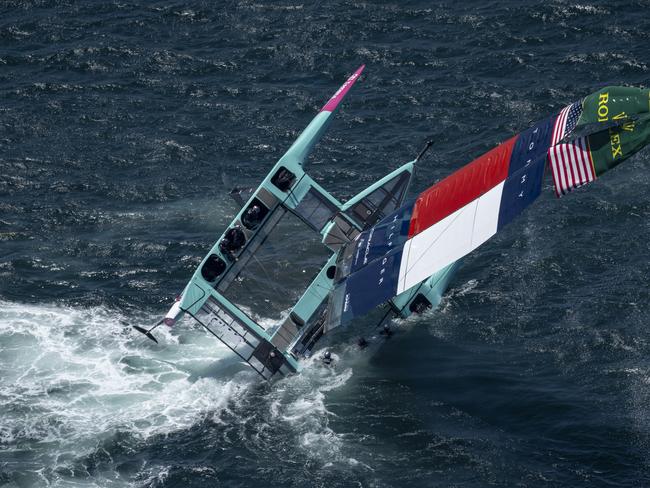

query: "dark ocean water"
(1, 1), (650, 487)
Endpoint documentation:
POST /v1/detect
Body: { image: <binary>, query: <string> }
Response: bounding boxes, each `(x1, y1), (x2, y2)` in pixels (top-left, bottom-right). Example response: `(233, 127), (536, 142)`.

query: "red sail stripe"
(407, 136), (517, 238)
(559, 106), (569, 140)
(557, 144), (568, 189)
(550, 148), (566, 197)
(549, 150), (562, 197)
(554, 146), (567, 194)
(580, 139), (590, 182)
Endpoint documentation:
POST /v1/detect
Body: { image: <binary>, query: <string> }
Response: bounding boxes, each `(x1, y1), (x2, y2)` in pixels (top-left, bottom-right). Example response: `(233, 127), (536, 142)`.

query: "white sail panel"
(397, 182), (504, 293)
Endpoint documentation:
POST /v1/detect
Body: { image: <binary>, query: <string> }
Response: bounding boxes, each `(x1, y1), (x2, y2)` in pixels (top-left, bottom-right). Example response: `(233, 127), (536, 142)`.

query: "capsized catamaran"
(135, 65), (446, 378)
(134, 67), (650, 381)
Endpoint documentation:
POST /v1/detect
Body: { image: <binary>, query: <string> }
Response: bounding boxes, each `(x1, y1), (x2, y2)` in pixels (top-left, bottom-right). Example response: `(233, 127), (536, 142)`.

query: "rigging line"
(270, 171), (348, 297)
(223, 208), (287, 287)
(251, 253), (286, 304)
(224, 172), (308, 286)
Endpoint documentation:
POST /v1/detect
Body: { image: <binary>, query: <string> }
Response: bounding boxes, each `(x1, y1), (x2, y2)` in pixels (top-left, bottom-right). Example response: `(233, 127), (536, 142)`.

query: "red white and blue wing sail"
(329, 114), (558, 325)
(329, 84), (650, 328)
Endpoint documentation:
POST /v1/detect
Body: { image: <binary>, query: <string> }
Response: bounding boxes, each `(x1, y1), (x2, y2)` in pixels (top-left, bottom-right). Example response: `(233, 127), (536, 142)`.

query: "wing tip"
(320, 64), (366, 113)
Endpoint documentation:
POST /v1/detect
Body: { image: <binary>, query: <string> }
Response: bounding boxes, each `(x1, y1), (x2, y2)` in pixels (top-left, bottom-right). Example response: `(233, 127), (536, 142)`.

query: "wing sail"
(328, 115), (554, 326)
(328, 85), (650, 327)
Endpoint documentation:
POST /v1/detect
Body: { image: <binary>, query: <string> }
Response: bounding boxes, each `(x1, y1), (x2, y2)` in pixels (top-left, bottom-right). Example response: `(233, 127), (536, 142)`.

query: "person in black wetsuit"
(380, 323), (393, 338)
(322, 351), (332, 365)
(242, 204), (263, 229)
(218, 226), (246, 260)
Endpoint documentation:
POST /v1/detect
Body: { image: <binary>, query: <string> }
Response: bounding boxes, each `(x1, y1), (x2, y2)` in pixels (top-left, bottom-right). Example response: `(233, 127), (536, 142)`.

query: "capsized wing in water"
(327, 86), (650, 329)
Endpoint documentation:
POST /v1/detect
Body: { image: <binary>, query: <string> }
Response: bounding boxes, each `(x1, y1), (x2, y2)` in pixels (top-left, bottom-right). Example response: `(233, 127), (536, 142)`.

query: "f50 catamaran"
(134, 66), (650, 381)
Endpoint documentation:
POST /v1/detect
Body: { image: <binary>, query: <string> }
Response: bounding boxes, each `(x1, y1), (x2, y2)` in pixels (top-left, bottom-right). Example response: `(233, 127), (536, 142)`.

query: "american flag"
(548, 102), (596, 197)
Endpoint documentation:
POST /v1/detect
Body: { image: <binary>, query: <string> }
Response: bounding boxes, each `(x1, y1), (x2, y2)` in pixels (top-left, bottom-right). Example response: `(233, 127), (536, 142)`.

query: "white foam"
(0, 300), (254, 486)
(0, 299), (371, 486)
(265, 362), (354, 465)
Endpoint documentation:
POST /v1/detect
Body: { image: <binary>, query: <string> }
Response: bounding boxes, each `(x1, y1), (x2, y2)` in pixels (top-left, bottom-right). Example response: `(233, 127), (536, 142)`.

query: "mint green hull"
(159, 68), (459, 380)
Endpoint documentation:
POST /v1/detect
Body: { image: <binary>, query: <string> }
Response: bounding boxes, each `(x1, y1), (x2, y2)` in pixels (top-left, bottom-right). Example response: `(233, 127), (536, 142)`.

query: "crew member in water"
(322, 350), (332, 365)
(380, 323), (393, 338)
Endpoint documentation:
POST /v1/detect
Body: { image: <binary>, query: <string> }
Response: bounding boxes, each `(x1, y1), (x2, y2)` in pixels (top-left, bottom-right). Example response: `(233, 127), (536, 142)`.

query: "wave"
(0, 300), (358, 486)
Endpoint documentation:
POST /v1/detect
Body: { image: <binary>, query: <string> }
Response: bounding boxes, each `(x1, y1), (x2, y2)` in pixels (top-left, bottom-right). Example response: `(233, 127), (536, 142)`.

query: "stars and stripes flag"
(548, 102), (596, 197)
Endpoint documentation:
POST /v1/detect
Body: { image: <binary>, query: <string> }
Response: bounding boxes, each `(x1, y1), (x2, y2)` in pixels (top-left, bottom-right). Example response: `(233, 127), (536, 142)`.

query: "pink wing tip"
(320, 64), (366, 113)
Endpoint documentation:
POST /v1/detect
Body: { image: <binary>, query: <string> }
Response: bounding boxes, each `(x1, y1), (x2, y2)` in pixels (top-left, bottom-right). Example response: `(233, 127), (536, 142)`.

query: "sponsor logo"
(597, 92), (609, 122)
(378, 257), (388, 286)
(353, 236), (365, 266)
(363, 228), (374, 265)
(386, 214), (399, 247)
(609, 112), (635, 159)
(323, 72), (360, 108)
(612, 111), (636, 132)
(609, 130), (623, 159)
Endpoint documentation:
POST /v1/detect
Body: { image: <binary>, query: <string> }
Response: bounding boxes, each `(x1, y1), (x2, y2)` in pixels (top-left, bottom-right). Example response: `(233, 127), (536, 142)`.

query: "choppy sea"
(1, 1), (650, 487)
